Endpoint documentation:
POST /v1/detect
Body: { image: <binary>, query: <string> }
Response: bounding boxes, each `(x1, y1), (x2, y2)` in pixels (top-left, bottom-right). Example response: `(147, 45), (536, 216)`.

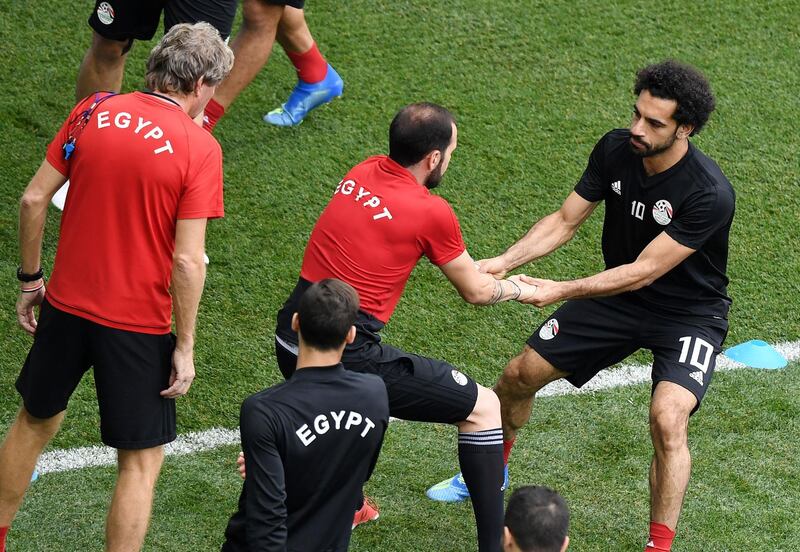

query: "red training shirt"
(301, 155), (466, 322)
(44, 92), (224, 334)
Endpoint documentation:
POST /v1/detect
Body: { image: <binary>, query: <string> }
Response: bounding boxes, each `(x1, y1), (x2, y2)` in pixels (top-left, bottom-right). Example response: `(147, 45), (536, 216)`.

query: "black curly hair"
(634, 60), (716, 135)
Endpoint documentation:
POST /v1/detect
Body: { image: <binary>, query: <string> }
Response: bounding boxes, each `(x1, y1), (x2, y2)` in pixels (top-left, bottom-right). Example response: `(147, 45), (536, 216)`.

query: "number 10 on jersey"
(631, 200), (645, 220)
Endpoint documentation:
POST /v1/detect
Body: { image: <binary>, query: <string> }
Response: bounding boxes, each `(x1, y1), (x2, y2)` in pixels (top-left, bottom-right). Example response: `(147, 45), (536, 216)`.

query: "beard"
(424, 162), (444, 189)
(630, 132), (678, 158)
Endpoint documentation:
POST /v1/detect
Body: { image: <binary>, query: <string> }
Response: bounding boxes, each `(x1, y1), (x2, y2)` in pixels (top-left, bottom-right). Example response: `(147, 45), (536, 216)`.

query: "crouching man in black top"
(222, 279), (389, 552)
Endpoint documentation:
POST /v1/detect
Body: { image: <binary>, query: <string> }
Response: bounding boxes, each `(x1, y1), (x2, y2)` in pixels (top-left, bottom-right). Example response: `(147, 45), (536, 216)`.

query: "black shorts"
(266, 0), (306, 8)
(89, 0), (238, 42)
(275, 279), (478, 424)
(15, 299), (177, 449)
(527, 295), (728, 411)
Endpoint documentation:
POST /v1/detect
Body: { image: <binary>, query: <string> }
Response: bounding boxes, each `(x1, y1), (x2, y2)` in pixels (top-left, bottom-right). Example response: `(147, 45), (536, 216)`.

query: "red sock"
(286, 42), (328, 84)
(1, 526), (9, 552)
(203, 98), (225, 132)
(503, 437), (515, 465)
(645, 521), (676, 551)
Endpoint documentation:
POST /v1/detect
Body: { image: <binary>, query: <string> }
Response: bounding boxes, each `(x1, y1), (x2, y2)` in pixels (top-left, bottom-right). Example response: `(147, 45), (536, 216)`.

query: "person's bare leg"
(76, 32), (129, 101)
(649, 381), (696, 530)
(212, 0), (283, 110)
(105, 446), (164, 552)
(0, 408), (64, 525)
(275, 6), (313, 54)
(494, 345), (567, 441)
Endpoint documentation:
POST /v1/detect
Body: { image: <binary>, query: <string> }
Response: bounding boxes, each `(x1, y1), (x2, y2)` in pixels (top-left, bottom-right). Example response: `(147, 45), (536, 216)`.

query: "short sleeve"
(177, 138), (224, 219)
(574, 134), (607, 202)
(666, 186), (734, 250)
(418, 197), (466, 266)
(45, 96), (97, 177)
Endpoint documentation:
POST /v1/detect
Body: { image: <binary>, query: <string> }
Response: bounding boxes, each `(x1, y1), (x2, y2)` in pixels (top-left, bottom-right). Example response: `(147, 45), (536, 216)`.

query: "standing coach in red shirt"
(0, 22), (233, 552)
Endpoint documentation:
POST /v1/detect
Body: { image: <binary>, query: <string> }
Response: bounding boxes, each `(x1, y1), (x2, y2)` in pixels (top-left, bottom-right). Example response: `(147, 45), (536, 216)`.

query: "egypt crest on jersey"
(539, 319), (559, 340)
(451, 370), (468, 386)
(652, 199), (673, 226)
(96, 2), (115, 24)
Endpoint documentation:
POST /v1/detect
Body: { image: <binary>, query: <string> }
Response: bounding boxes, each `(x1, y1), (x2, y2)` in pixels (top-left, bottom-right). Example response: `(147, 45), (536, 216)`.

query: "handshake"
(477, 256), (561, 308)
(506, 275), (540, 303)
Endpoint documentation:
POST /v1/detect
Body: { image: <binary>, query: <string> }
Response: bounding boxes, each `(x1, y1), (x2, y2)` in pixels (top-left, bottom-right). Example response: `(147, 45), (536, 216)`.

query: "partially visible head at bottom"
(504, 486), (570, 552)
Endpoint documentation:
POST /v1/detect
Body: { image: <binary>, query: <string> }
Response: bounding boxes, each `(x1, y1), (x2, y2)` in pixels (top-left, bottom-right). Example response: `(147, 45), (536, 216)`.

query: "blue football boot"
(264, 63), (343, 126)
(425, 465), (509, 502)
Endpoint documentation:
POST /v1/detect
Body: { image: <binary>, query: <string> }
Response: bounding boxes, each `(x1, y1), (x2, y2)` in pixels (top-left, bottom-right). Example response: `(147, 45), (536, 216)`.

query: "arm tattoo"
(487, 279), (504, 305)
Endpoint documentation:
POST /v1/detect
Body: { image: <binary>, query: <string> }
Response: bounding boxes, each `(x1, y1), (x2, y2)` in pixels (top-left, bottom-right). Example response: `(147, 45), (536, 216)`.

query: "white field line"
(35, 340), (799, 475)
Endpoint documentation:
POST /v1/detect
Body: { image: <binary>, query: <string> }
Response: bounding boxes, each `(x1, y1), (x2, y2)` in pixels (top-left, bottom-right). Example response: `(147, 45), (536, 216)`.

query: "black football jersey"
(222, 365), (389, 552)
(574, 129), (735, 318)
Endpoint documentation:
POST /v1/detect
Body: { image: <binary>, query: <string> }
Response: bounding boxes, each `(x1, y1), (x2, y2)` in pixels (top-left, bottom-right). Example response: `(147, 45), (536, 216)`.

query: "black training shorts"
(275, 279), (478, 424)
(527, 294), (728, 412)
(276, 332), (479, 424)
(16, 299), (177, 449)
(266, 0), (306, 9)
(89, 0), (238, 42)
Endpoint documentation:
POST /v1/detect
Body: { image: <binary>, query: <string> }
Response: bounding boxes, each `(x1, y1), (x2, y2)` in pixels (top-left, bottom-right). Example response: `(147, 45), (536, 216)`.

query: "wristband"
(17, 267), (44, 282)
(21, 283), (45, 293)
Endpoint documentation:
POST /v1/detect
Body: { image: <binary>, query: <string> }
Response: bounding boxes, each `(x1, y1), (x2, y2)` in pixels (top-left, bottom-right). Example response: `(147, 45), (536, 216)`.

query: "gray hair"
(145, 22), (234, 95)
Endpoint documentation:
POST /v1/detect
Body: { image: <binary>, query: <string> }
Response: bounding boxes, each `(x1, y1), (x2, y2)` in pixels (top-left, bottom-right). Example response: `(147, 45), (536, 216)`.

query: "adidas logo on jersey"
(611, 180), (622, 195)
(690, 371), (704, 386)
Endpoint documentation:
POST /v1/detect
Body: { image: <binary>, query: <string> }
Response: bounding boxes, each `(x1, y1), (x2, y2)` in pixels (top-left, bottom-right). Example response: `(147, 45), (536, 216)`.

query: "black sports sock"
(458, 428), (504, 552)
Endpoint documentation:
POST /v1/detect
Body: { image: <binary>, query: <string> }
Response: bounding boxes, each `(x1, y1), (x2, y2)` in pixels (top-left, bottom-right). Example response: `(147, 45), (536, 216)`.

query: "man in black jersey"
(222, 279), (389, 552)
(428, 60), (734, 552)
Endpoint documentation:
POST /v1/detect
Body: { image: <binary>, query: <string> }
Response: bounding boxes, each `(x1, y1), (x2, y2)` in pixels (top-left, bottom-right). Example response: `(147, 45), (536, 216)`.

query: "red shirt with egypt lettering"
(44, 92), (224, 334)
(301, 155), (466, 323)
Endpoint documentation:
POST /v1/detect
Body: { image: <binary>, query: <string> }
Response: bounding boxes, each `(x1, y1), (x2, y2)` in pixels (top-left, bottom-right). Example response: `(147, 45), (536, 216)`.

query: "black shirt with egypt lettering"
(574, 129), (735, 318)
(221, 364), (389, 552)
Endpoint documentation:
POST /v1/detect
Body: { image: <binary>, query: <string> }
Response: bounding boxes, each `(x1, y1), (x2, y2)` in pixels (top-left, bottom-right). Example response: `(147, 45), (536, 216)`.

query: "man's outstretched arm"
(517, 232), (696, 307)
(480, 192), (598, 278)
(439, 251), (537, 305)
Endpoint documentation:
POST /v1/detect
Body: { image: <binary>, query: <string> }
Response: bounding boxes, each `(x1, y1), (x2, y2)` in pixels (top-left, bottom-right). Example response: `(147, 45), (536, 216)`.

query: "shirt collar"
(289, 363), (346, 382)
(378, 155), (426, 189)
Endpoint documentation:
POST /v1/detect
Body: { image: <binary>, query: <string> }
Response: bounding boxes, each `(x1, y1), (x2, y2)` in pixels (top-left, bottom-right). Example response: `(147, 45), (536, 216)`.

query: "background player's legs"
(0, 408), (64, 525)
(75, 32), (129, 101)
(495, 345), (568, 442)
(276, 6), (312, 53)
(455, 385), (504, 552)
(646, 381), (696, 551)
(212, 0), (283, 110)
(105, 446), (164, 552)
(265, 6), (343, 126)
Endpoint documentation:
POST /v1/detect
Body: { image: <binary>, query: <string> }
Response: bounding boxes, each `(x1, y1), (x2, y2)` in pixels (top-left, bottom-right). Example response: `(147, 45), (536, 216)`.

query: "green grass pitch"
(1, 0), (799, 550)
